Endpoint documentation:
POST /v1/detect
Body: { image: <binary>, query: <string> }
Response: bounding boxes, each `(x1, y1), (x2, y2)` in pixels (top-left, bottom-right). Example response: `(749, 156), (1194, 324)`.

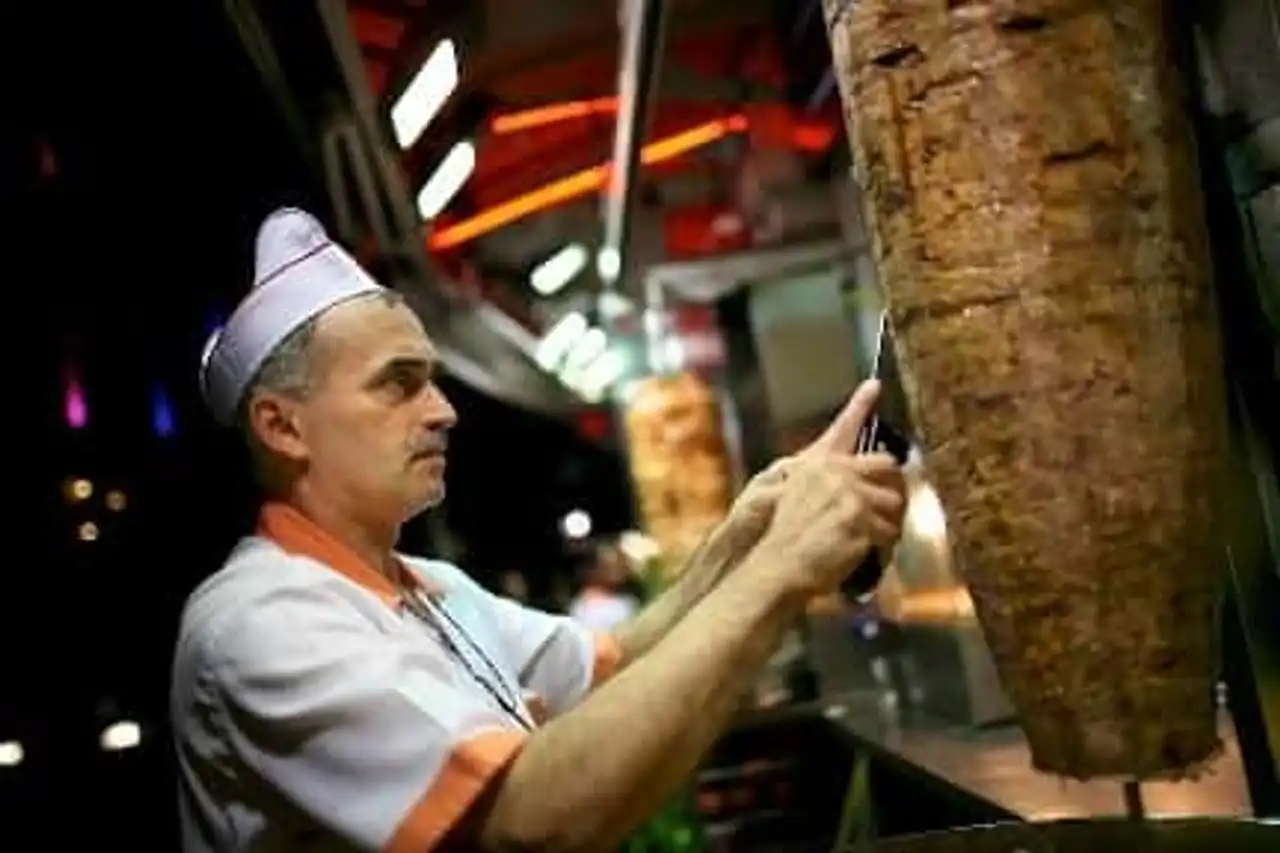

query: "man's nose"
(424, 384), (458, 430)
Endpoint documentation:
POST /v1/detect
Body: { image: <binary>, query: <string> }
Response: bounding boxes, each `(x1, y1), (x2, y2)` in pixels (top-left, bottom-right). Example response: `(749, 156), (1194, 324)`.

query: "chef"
(172, 208), (907, 852)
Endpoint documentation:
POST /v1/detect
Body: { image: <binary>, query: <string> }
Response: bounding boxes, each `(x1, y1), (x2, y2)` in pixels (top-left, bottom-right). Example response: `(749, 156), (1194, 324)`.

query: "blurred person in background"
(172, 207), (906, 853)
(497, 569), (530, 604)
(547, 572), (574, 613)
(568, 542), (641, 632)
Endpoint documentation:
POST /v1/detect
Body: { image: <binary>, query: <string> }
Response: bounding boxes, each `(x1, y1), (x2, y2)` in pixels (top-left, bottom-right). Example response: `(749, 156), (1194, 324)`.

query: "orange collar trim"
(256, 502), (440, 605)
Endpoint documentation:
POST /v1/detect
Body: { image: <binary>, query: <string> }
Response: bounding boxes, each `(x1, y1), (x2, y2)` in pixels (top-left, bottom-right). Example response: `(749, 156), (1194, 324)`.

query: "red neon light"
(428, 115), (748, 251)
(490, 97), (619, 134)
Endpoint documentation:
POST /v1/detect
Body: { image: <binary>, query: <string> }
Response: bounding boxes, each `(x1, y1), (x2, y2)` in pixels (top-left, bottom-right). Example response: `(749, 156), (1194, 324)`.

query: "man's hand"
(613, 381), (902, 667)
(695, 379), (888, 575)
(757, 452), (907, 597)
(802, 378), (886, 458)
(477, 392), (905, 851)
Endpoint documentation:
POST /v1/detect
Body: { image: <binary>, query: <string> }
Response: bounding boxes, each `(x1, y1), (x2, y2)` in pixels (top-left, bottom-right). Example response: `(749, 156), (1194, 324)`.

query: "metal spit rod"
(1123, 780), (1147, 820)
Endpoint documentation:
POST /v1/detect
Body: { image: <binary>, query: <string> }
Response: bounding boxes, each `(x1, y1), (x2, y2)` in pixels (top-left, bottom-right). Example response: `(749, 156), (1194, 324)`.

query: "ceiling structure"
(224, 0), (847, 417)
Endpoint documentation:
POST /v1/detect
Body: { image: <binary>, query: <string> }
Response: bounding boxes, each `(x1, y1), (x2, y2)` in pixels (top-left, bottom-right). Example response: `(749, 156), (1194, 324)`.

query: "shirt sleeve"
(206, 584), (527, 853)
(481, 591), (623, 718)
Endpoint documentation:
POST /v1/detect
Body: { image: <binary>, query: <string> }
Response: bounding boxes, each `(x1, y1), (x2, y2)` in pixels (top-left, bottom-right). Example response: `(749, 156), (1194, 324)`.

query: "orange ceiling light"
(490, 97), (620, 134)
(492, 96), (837, 152)
(427, 114), (748, 251)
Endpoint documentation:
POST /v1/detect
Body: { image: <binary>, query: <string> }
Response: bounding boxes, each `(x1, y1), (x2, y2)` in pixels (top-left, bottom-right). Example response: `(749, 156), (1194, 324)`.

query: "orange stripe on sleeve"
(386, 730), (527, 853)
(592, 633), (624, 688)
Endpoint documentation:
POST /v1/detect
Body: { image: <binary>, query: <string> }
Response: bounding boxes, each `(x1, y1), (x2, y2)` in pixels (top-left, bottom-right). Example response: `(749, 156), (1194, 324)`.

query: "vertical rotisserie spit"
(824, 0), (1233, 779)
(624, 372), (735, 576)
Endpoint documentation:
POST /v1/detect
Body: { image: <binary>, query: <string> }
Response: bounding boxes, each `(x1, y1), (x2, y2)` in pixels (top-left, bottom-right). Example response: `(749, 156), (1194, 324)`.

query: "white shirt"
(171, 503), (621, 852)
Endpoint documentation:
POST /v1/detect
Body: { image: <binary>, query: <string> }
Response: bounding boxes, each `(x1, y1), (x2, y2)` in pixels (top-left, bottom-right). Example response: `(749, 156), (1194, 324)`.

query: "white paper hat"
(199, 208), (386, 425)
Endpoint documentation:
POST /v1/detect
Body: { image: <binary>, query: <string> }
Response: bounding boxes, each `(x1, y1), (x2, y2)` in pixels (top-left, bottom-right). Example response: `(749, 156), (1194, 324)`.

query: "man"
(497, 570), (531, 605)
(568, 543), (640, 632)
(173, 208), (907, 852)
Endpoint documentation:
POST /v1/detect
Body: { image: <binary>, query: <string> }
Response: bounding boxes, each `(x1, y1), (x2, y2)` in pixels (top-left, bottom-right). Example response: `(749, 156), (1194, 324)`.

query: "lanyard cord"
(403, 591), (534, 731)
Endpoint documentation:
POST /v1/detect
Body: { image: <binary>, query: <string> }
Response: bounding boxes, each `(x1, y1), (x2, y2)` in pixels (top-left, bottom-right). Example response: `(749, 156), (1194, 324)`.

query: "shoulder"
(174, 537), (388, 687)
(399, 555), (486, 594)
(399, 555), (504, 616)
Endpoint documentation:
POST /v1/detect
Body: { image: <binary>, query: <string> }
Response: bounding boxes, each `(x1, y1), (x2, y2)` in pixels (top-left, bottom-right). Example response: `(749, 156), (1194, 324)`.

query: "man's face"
(265, 296), (457, 524)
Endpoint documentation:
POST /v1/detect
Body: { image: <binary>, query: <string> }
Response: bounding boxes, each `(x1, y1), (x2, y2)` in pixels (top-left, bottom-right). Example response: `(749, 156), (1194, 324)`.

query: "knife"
(842, 309), (910, 601)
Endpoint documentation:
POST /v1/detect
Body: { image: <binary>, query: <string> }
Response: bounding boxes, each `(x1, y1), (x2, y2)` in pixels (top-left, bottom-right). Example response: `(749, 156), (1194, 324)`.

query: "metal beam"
(316, 0), (424, 249)
(222, 0), (319, 177)
(311, 0), (581, 417)
(1222, 382), (1280, 817)
(600, 0), (669, 293)
(460, 0), (771, 98)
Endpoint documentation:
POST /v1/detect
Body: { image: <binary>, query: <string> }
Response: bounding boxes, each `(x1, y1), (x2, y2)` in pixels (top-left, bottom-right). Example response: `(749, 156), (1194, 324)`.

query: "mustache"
(411, 437), (448, 458)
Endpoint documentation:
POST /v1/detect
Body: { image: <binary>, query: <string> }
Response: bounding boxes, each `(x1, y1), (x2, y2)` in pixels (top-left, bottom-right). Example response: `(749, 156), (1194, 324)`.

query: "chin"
(406, 482), (446, 517)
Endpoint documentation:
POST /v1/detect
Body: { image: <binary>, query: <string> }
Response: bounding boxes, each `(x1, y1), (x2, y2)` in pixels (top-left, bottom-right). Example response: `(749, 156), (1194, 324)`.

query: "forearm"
(614, 509), (771, 664)
(480, 552), (804, 852)
(612, 537), (729, 664)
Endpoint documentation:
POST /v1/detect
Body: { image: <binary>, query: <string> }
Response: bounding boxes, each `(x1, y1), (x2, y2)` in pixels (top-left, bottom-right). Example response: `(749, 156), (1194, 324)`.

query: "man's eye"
(391, 371), (426, 396)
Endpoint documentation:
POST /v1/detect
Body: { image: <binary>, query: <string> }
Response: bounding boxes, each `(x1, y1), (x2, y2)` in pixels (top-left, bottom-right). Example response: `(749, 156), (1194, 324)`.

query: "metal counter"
(819, 691), (1251, 822)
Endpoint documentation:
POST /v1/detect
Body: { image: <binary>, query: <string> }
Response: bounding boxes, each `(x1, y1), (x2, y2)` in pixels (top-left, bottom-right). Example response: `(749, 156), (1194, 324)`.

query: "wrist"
(730, 538), (813, 610)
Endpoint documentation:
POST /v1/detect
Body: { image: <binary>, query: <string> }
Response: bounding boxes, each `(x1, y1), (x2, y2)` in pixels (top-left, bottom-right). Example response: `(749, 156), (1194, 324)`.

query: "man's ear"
(246, 393), (309, 463)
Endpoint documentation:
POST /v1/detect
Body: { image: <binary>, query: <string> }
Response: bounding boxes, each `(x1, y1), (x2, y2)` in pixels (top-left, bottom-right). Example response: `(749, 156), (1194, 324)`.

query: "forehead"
(312, 295), (435, 372)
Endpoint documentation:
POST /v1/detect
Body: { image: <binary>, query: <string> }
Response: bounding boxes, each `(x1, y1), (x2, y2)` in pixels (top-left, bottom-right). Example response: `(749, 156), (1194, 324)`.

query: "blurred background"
(6, 0), (1279, 848)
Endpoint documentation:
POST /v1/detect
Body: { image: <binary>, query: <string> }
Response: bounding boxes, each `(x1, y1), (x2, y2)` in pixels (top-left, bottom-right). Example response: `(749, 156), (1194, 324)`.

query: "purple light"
(65, 378), (88, 429)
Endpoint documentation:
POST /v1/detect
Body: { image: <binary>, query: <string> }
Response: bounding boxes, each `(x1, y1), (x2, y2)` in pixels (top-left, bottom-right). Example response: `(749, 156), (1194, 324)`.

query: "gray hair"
(248, 318), (320, 407)
(238, 290), (404, 485)
(237, 318), (320, 486)
(240, 290), (406, 420)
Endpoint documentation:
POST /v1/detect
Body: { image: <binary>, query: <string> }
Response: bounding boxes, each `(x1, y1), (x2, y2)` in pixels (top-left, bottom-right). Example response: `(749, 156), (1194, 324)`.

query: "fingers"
(805, 379), (881, 456)
(840, 457), (908, 547)
(848, 452), (901, 481)
(735, 457), (796, 516)
(762, 451), (909, 594)
(710, 458), (799, 564)
(854, 480), (906, 520)
(864, 514), (902, 550)
(784, 455), (906, 530)
(828, 452), (906, 497)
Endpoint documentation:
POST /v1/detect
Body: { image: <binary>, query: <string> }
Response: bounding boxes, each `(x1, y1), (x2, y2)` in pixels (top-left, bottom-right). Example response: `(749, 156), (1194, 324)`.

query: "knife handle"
(841, 420), (911, 602)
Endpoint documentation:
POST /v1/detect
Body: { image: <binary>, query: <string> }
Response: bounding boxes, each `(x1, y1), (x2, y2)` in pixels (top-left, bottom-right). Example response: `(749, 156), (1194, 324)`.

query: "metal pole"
(315, 0), (426, 249)
(1184, 6), (1280, 812)
(643, 273), (667, 374)
(600, 0), (668, 296)
(1122, 781), (1146, 821)
(222, 0), (318, 178)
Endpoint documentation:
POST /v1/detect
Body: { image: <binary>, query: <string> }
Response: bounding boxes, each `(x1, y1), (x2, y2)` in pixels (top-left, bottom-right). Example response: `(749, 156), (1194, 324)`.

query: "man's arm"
(611, 483), (779, 664)
(476, 448), (906, 853)
(479, 546), (805, 852)
(613, 381), (883, 665)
